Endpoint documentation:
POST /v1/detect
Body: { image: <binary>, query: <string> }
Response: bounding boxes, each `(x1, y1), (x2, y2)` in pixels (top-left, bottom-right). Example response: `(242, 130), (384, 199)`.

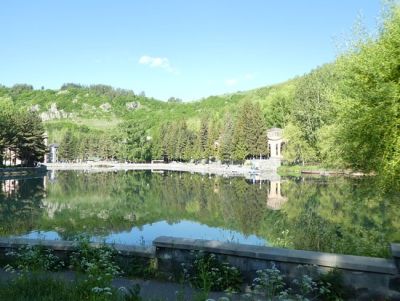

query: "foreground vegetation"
(0, 242), (347, 300)
(1, 241), (141, 301)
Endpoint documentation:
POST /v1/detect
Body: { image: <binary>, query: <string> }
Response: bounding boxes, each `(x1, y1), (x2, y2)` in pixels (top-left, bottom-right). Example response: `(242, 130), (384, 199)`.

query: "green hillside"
(0, 79), (296, 155)
(0, 81), (295, 131)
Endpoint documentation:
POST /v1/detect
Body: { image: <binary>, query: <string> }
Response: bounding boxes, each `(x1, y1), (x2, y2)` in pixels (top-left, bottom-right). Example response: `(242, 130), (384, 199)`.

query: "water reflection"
(1, 179), (19, 196)
(0, 170), (399, 257)
(18, 220), (265, 246)
(267, 180), (287, 210)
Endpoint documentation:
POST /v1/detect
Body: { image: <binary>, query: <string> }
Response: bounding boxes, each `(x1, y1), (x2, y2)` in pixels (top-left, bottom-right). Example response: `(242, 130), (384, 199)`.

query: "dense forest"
(0, 3), (399, 187)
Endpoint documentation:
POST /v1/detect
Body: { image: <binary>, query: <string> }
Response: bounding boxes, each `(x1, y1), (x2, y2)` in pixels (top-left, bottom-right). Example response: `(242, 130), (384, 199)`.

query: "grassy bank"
(277, 164), (325, 176)
(0, 273), (140, 301)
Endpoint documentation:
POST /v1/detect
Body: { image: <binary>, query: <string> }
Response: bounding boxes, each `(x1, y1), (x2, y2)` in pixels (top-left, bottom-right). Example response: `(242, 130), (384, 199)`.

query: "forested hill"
(0, 79), (297, 161)
(0, 78), (298, 165)
(0, 80), (295, 131)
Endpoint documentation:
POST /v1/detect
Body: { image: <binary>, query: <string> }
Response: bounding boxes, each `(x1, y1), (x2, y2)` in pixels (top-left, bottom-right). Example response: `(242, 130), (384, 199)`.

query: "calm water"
(0, 170), (398, 257)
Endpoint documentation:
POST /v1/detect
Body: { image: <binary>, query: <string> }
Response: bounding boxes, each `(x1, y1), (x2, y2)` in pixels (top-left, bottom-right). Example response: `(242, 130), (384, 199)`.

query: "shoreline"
(44, 162), (282, 181)
(0, 166), (47, 180)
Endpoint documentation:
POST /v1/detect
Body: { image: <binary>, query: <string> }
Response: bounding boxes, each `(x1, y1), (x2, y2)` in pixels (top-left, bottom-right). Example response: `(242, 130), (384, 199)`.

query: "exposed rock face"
(30, 104), (40, 112)
(99, 102), (112, 112)
(40, 103), (73, 121)
(126, 101), (140, 110)
(56, 90), (69, 95)
(82, 103), (95, 111)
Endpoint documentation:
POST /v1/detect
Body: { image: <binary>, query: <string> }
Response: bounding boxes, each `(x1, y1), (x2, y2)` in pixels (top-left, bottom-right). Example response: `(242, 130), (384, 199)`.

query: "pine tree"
(199, 117), (209, 159)
(233, 100), (268, 160)
(14, 112), (46, 166)
(219, 113), (234, 162)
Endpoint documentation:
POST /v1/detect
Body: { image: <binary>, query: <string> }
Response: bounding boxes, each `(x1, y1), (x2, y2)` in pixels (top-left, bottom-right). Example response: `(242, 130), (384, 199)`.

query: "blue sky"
(0, 1), (382, 101)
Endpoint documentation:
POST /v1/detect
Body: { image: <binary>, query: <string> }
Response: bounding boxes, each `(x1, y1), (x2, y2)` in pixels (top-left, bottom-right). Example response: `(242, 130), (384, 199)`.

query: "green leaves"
(332, 4), (400, 188)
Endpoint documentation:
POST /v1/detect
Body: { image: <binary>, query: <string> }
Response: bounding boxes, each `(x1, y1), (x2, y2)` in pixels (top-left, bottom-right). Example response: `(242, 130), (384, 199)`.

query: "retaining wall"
(0, 237), (399, 295)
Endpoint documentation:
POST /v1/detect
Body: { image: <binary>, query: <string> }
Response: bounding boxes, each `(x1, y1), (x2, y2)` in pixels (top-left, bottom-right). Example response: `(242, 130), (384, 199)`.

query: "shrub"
(70, 239), (122, 296)
(5, 245), (64, 272)
(182, 251), (242, 293)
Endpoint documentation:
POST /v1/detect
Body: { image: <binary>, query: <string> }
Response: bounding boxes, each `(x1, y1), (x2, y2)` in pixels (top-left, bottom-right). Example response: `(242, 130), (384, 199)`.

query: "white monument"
(267, 128), (284, 159)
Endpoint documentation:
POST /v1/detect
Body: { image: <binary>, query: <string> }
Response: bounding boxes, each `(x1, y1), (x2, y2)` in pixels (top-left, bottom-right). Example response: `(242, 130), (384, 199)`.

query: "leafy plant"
(182, 251), (242, 293)
(250, 264), (339, 301)
(318, 268), (349, 300)
(5, 245), (64, 272)
(252, 264), (285, 298)
(70, 238), (122, 297)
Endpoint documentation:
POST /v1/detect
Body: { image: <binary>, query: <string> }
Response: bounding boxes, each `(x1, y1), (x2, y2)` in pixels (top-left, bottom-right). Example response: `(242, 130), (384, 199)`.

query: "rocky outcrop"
(99, 103), (112, 112)
(30, 104), (40, 112)
(126, 101), (141, 110)
(40, 103), (74, 121)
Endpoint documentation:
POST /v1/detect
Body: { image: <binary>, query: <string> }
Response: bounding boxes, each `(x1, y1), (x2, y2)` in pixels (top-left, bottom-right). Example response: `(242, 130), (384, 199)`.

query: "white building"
(48, 144), (59, 163)
(267, 128), (284, 159)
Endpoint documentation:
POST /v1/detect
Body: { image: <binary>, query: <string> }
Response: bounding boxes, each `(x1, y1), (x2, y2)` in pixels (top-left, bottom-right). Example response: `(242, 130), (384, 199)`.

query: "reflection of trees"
(40, 171), (271, 239)
(269, 177), (400, 257)
(0, 178), (45, 236)
(3, 171), (398, 257)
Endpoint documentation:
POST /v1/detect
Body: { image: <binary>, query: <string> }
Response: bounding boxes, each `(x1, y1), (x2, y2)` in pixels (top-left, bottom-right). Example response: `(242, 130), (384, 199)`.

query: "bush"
(70, 239), (122, 295)
(5, 245), (64, 272)
(182, 251), (242, 293)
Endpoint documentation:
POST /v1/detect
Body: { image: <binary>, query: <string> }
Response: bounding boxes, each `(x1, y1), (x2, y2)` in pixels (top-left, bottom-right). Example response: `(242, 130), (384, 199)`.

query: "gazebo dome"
(267, 128), (283, 141)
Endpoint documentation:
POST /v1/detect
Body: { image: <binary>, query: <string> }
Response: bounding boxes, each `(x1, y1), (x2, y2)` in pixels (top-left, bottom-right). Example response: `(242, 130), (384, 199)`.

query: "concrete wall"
(0, 237), (399, 296)
(153, 237), (399, 292)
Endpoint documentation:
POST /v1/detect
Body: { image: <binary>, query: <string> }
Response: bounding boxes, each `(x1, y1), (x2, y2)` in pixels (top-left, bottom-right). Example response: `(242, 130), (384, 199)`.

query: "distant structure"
(48, 144), (59, 163)
(267, 128), (284, 159)
(43, 133), (48, 163)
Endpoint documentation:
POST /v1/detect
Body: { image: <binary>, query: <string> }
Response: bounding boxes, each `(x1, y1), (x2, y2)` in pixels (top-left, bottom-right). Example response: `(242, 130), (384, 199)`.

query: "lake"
(0, 170), (398, 257)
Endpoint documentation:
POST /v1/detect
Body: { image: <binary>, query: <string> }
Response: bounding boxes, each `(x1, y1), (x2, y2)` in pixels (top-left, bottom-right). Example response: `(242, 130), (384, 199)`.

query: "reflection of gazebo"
(267, 128), (284, 159)
(266, 180), (287, 210)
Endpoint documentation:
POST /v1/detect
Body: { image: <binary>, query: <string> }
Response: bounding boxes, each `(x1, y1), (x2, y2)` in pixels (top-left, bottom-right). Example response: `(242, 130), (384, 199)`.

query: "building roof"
(267, 128), (283, 140)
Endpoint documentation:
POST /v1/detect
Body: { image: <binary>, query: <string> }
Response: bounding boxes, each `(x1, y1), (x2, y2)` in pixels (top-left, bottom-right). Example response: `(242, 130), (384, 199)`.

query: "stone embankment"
(45, 160), (282, 181)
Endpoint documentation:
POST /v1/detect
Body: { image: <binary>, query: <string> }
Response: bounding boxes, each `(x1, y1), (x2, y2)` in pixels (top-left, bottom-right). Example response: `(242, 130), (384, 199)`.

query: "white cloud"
(224, 79), (238, 86)
(138, 55), (177, 74)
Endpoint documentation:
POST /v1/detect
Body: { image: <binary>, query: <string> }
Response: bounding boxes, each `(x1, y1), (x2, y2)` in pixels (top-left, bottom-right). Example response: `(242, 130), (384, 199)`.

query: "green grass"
(277, 164), (324, 176)
(0, 273), (131, 301)
(73, 118), (122, 129)
(45, 118), (122, 130)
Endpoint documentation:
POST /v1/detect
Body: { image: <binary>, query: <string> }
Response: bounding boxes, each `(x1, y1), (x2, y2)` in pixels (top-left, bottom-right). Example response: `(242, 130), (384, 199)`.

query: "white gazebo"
(267, 128), (284, 159)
